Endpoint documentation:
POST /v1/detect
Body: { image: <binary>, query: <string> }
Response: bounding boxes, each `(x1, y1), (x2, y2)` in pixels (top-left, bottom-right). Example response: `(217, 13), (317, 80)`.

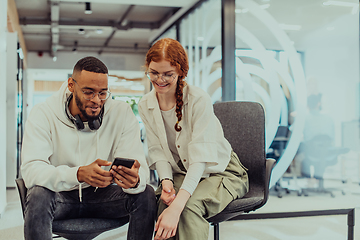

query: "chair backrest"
(15, 178), (27, 218)
(275, 126), (290, 138)
(213, 101), (266, 198)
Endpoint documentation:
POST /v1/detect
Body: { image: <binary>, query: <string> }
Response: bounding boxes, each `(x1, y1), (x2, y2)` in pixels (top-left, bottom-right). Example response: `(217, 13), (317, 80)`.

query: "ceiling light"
(351, 6), (358, 14)
(96, 29), (103, 34)
(72, 41), (78, 52)
(85, 2), (92, 14)
(197, 37), (204, 41)
(235, 8), (249, 13)
(53, 56), (57, 62)
(323, 1), (358, 14)
(323, 1), (357, 7)
(260, 4), (270, 9)
(241, 8), (249, 13)
(279, 23), (302, 31)
(121, 19), (128, 27)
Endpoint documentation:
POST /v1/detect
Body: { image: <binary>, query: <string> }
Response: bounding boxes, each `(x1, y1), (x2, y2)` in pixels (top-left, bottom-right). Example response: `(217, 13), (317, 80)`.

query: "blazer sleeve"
(187, 93), (220, 166)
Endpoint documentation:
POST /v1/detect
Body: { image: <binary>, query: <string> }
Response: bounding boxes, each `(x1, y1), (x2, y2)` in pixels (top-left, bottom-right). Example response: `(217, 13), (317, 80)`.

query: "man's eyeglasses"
(72, 78), (111, 101)
(146, 71), (177, 84)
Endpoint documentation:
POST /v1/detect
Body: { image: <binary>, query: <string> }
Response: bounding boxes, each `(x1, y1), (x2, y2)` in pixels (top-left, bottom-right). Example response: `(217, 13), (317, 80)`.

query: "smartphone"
(111, 158), (135, 169)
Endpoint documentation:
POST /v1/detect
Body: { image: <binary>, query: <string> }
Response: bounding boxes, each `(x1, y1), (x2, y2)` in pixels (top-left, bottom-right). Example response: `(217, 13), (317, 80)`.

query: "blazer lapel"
(147, 90), (169, 147)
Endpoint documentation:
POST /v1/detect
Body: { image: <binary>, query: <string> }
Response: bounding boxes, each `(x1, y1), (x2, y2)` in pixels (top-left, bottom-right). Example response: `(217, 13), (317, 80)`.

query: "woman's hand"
(160, 179), (176, 206)
(154, 205), (181, 240)
(155, 189), (191, 239)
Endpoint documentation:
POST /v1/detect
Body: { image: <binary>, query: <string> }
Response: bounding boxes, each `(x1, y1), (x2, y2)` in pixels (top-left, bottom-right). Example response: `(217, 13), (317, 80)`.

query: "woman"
(138, 38), (249, 240)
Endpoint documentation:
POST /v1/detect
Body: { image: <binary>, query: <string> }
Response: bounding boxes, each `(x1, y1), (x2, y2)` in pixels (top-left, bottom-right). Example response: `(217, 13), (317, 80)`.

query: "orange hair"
(145, 38), (189, 132)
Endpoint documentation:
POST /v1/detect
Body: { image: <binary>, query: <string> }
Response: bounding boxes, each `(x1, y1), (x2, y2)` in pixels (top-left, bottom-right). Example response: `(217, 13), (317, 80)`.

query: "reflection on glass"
(180, 0), (222, 102)
(155, 0), (360, 192)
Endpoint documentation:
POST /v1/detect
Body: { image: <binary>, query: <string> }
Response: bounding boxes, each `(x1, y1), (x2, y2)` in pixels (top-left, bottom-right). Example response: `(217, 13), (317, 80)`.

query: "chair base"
(272, 179), (303, 198)
(212, 223), (220, 240)
(300, 177), (347, 198)
(52, 217), (129, 240)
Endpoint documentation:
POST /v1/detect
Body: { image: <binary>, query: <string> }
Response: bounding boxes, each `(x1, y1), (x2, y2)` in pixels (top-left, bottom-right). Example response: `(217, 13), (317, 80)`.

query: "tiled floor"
(1, 179), (359, 240)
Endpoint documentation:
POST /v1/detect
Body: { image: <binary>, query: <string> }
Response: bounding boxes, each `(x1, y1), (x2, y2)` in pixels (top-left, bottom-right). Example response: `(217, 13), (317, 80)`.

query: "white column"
(0, 0), (8, 216)
(22, 69), (28, 126)
(6, 32), (18, 188)
(26, 70), (34, 115)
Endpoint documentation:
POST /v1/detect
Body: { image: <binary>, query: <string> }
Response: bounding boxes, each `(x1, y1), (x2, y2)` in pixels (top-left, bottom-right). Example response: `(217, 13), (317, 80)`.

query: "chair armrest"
(262, 158), (276, 205)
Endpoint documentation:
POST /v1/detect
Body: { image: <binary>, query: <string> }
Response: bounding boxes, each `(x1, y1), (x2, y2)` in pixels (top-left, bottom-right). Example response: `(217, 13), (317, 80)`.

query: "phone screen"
(111, 158), (135, 169)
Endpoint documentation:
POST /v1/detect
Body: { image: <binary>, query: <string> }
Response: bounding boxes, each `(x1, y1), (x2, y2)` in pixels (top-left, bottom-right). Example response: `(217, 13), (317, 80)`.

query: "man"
(21, 56), (156, 240)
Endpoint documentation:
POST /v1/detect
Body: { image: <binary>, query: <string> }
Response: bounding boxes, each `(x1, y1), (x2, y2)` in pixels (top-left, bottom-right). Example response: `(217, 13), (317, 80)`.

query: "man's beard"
(74, 93), (101, 121)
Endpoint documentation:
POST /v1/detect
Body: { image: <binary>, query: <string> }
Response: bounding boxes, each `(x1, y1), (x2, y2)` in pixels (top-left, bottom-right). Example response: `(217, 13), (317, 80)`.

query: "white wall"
(27, 51), (146, 71)
(302, 14), (359, 147)
(6, 32), (18, 188)
(0, 0), (8, 216)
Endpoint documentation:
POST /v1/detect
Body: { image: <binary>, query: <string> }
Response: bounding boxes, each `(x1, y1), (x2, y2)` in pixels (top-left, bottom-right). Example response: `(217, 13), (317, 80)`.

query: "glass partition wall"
(154, 0), (360, 197)
(180, 0), (223, 102)
(155, 0), (222, 101)
(233, 0), (360, 190)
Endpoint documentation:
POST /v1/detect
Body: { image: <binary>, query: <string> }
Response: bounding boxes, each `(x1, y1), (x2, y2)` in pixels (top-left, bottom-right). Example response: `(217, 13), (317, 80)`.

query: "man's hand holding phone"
(77, 159), (113, 188)
(110, 158), (140, 189)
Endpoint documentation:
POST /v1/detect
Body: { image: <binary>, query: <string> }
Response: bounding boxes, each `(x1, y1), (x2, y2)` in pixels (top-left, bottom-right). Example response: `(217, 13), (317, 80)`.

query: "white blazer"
(138, 84), (232, 178)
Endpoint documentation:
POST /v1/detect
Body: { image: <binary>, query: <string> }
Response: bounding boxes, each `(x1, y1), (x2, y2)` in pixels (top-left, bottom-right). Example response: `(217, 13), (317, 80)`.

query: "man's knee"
(138, 185), (156, 206)
(131, 185), (157, 216)
(25, 186), (56, 214)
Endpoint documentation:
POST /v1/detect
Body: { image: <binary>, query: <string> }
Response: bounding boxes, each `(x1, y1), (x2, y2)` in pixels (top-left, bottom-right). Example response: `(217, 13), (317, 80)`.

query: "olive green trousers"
(156, 151), (249, 240)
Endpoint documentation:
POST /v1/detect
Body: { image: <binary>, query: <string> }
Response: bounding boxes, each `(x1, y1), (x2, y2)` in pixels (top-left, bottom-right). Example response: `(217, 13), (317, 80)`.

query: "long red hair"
(145, 38), (189, 132)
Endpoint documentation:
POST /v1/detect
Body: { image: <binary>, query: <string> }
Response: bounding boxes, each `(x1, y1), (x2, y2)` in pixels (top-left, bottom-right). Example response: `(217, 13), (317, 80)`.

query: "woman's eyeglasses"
(146, 72), (177, 84)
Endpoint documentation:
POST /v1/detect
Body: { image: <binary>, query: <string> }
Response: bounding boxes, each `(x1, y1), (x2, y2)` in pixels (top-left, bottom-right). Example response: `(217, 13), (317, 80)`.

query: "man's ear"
(68, 77), (75, 93)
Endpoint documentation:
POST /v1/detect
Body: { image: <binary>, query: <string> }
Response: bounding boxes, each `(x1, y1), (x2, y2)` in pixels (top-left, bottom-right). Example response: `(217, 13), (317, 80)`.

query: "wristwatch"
(159, 178), (174, 185)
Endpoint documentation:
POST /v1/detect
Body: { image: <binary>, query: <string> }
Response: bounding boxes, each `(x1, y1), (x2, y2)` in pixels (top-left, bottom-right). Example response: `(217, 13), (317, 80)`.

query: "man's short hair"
(73, 56), (108, 74)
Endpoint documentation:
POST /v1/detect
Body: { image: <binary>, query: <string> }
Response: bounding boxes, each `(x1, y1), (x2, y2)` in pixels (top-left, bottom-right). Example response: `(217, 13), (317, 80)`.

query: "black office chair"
(300, 134), (349, 197)
(266, 126), (303, 198)
(208, 101), (276, 240)
(267, 126), (290, 162)
(15, 178), (129, 240)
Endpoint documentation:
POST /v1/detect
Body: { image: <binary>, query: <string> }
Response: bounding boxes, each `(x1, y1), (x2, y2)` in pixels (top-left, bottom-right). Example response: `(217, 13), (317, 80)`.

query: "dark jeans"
(24, 184), (157, 240)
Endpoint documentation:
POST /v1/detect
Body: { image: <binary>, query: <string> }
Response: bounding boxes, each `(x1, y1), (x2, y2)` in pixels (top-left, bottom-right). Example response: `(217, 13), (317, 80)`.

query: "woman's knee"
(181, 199), (204, 219)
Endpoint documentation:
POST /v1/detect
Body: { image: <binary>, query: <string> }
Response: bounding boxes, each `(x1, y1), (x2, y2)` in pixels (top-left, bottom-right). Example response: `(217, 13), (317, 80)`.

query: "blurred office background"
(0, 0), (359, 239)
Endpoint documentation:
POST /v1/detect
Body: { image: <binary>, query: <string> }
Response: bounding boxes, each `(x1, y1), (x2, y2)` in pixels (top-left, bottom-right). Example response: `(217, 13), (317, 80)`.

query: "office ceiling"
(14, 0), (358, 56)
(14, 0), (199, 56)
